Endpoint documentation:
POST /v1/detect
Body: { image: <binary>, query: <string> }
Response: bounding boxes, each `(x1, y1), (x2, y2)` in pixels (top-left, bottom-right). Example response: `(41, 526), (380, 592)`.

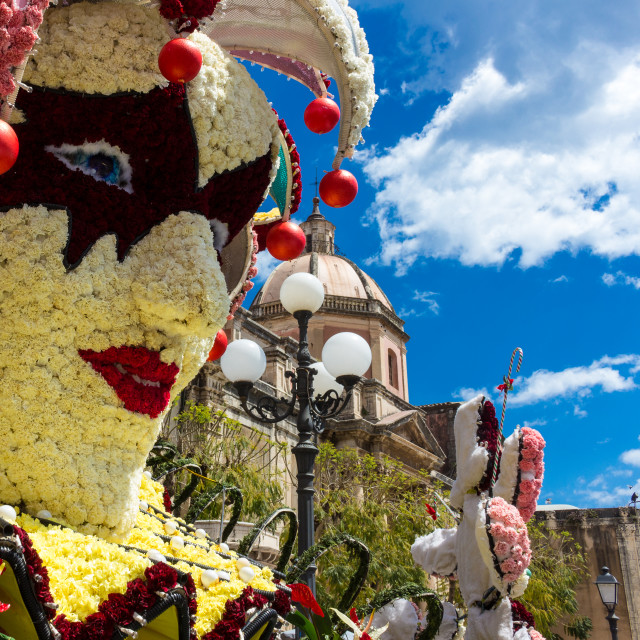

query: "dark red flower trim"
(11, 525), (199, 640)
(510, 599), (535, 630)
(273, 111), (302, 216)
(159, 0), (219, 33)
(272, 588), (292, 618)
(477, 400), (502, 493)
(12, 526), (55, 619)
(202, 587), (268, 640)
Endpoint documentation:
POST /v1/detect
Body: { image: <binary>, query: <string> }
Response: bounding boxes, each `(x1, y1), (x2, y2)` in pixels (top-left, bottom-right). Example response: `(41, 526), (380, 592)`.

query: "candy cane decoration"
(490, 347), (523, 489)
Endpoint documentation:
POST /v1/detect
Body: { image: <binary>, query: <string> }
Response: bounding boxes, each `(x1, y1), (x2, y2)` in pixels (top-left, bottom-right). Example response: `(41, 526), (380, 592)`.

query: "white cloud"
(253, 251), (280, 285)
(621, 449), (640, 467)
(602, 270), (640, 289)
(574, 473), (639, 506)
(551, 275), (569, 283)
(522, 418), (547, 429)
(359, 31), (640, 272)
(573, 405), (588, 418)
(508, 354), (639, 407)
(412, 290), (440, 314)
(454, 386), (490, 402)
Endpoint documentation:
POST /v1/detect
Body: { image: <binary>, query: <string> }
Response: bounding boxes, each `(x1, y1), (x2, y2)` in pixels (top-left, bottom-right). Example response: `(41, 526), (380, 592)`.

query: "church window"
(388, 350), (398, 389)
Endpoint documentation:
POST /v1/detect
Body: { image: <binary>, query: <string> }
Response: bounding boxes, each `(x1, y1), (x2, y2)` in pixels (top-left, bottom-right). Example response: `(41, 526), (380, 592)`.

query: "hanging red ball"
(319, 169), (358, 208)
(266, 221), (306, 261)
(207, 329), (228, 361)
(304, 97), (341, 134)
(158, 38), (203, 83)
(0, 120), (19, 175)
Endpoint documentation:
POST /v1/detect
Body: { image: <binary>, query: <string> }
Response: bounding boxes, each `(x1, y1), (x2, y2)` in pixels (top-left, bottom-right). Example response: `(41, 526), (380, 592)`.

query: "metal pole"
(291, 310), (318, 594)
(606, 608), (619, 640)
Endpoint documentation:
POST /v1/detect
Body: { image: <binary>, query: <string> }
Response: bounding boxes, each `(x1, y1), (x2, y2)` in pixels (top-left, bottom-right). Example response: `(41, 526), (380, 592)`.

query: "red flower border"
(476, 400), (501, 492)
(12, 525), (197, 640)
(202, 587), (269, 640)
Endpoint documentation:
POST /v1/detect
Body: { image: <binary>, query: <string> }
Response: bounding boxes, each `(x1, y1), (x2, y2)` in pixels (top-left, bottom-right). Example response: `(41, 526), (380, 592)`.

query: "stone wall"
(536, 507), (640, 640)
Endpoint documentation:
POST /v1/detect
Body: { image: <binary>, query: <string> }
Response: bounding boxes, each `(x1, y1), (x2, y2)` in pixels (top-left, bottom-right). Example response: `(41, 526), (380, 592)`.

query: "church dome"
(251, 198), (394, 312)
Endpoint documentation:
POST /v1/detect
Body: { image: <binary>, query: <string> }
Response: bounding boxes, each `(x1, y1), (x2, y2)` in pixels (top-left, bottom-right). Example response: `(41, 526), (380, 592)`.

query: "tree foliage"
(159, 401), (288, 521)
(518, 519), (592, 639)
(313, 442), (456, 609)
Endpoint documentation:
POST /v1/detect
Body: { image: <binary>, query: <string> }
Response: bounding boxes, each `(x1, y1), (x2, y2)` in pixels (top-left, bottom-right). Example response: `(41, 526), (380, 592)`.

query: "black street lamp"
(220, 272), (372, 594)
(595, 566), (620, 640)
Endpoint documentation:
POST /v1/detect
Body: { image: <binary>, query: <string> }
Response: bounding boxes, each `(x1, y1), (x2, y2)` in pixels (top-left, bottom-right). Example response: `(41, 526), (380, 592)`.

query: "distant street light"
(595, 566), (620, 640)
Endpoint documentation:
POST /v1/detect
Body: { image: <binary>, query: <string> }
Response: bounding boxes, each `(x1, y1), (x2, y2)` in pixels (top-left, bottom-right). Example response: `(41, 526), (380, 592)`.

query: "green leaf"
(287, 610), (319, 640)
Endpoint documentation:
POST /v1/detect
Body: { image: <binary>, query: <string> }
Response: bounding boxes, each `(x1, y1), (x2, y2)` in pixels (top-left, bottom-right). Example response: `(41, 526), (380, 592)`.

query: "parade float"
(0, 0), (375, 636)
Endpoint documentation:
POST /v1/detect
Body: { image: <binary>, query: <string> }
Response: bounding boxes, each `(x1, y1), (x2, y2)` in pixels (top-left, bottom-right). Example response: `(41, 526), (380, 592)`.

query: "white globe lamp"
(309, 362), (344, 398)
(322, 332), (372, 379)
(220, 339), (267, 383)
(280, 273), (325, 314)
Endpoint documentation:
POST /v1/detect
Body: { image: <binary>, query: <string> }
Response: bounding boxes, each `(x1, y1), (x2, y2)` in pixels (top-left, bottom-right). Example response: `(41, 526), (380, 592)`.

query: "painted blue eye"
(47, 140), (133, 193)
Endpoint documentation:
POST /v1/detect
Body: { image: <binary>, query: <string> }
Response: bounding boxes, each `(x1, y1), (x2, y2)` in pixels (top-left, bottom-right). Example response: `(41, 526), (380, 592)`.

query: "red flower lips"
(79, 346), (179, 418)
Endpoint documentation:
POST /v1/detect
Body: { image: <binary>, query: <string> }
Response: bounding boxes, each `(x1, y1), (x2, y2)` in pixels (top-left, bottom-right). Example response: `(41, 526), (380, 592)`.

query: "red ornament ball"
(0, 120), (19, 175)
(207, 329), (228, 361)
(158, 38), (203, 83)
(266, 221), (306, 261)
(319, 169), (358, 208)
(304, 97), (340, 134)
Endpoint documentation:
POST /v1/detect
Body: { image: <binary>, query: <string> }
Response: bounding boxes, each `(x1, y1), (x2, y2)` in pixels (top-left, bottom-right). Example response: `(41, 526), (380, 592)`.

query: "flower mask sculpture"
(0, 0), (375, 637)
(411, 396), (546, 640)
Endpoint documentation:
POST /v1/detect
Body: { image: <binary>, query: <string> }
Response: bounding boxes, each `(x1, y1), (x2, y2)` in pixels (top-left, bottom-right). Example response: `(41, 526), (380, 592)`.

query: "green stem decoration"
(236, 508), (297, 573)
(356, 584), (444, 640)
(185, 484), (243, 542)
(286, 532), (370, 612)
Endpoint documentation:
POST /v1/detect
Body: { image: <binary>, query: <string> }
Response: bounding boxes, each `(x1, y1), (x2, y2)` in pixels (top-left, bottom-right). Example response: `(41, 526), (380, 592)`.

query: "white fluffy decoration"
(465, 598), (514, 640)
(494, 427), (522, 504)
(456, 494), (491, 603)
(411, 528), (457, 577)
(371, 599), (418, 640)
(450, 395), (489, 509)
(509, 571), (530, 599)
(434, 602), (459, 640)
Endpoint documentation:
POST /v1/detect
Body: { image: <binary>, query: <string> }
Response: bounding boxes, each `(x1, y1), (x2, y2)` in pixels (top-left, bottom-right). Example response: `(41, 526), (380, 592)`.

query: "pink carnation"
(0, 67), (14, 94)
(490, 523), (507, 538)
(8, 9), (23, 28)
(9, 25), (36, 48)
(529, 631), (546, 640)
(0, 4), (12, 27)
(493, 541), (510, 558)
(4, 45), (24, 65)
(24, 5), (42, 28)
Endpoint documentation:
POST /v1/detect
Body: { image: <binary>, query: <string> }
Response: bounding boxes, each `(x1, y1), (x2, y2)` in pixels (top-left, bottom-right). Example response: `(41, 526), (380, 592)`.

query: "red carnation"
(287, 583), (323, 617)
(99, 593), (134, 626)
(125, 578), (157, 610)
(425, 503), (437, 521)
(84, 611), (114, 640)
(273, 589), (292, 617)
(159, 0), (184, 20)
(144, 563), (178, 593)
(182, 0), (218, 19)
(53, 615), (85, 640)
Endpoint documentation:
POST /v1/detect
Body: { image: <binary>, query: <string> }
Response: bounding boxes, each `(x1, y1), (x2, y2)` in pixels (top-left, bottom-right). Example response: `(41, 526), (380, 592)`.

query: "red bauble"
(158, 39), (203, 83)
(319, 169), (358, 208)
(0, 119), (19, 175)
(207, 329), (228, 361)
(304, 97), (340, 134)
(266, 221), (306, 261)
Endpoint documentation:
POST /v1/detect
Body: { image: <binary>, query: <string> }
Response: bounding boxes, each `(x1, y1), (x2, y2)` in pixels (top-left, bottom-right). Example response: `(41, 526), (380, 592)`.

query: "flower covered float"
(0, 0), (375, 636)
(411, 394), (546, 640)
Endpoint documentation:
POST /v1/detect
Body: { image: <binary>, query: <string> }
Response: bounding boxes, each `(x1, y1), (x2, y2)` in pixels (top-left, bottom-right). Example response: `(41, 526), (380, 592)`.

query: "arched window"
(388, 349), (398, 389)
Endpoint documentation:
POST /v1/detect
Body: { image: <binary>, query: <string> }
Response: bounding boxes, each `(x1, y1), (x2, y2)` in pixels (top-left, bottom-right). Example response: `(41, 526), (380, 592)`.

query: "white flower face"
(0, 1), (279, 539)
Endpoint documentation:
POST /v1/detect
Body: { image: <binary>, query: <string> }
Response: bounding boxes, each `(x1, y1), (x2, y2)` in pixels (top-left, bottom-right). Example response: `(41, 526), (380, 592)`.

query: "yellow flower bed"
(16, 477), (276, 637)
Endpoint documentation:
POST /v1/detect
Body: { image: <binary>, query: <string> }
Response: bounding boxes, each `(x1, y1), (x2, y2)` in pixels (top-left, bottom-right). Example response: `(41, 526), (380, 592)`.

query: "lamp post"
(595, 566), (620, 640)
(220, 273), (372, 594)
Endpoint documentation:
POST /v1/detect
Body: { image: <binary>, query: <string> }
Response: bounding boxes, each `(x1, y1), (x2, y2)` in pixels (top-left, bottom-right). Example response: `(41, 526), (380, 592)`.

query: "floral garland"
(275, 112), (302, 216)
(515, 428), (545, 523)
(201, 587), (268, 640)
(0, 0), (47, 98)
(159, 0), (219, 34)
(478, 497), (531, 590)
(227, 229), (259, 319)
(510, 600), (535, 632)
(476, 400), (502, 493)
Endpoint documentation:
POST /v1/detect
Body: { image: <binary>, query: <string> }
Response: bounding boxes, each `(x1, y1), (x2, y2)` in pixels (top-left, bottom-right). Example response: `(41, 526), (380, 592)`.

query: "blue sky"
(244, 0), (640, 509)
